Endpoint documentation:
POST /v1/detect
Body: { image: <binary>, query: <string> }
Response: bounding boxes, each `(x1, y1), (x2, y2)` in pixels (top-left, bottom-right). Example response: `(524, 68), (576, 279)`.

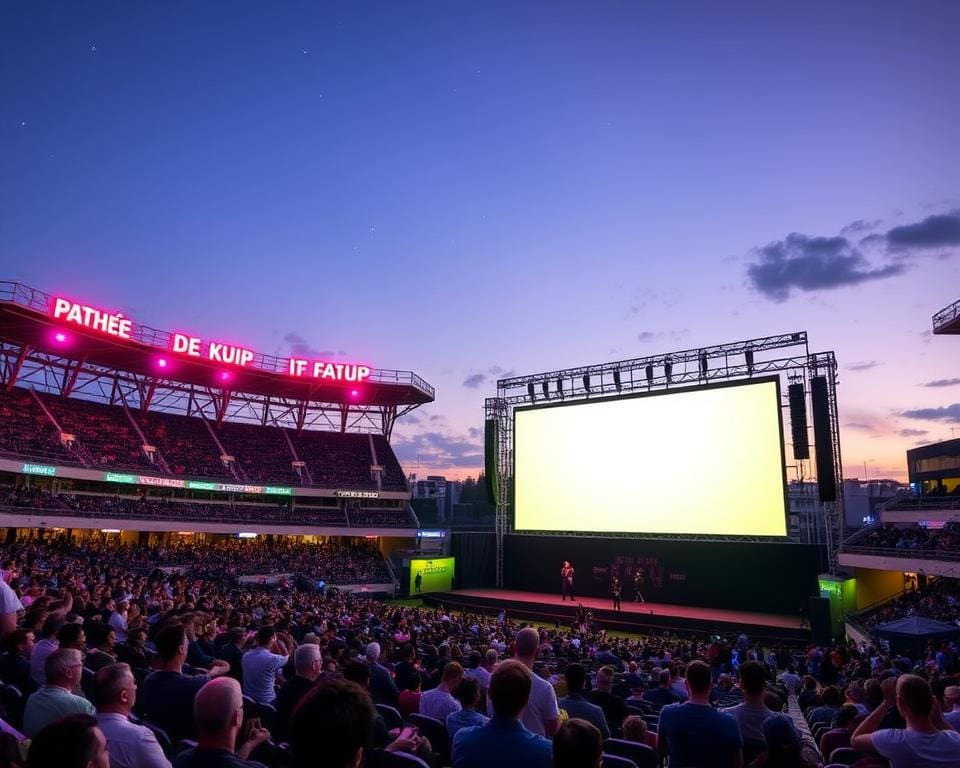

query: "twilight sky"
(2, 2), (959, 481)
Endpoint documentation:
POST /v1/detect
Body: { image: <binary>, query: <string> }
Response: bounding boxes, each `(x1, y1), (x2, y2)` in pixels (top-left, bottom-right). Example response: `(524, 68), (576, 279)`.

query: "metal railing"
(840, 544), (960, 562)
(933, 297), (960, 331)
(0, 281), (434, 398)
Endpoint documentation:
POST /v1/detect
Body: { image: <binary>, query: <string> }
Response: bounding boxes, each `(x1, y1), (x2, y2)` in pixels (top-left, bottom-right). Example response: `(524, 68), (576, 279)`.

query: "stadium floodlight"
(53, 331), (68, 344)
(156, 357), (169, 370)
(219, 371), (231, 383)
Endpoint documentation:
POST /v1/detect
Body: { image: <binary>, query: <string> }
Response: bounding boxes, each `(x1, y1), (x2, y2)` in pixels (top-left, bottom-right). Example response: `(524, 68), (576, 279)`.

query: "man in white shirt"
(512, 627), (560, 737)
(241, 626), (291, 705)
(777, 665), (802, 696)
(0, 576), (22, 639)
(852, 674), (960, 768)
(92, 662), (171, 768)
(108, 601), (129, 643)
(419, 661), (463, 721)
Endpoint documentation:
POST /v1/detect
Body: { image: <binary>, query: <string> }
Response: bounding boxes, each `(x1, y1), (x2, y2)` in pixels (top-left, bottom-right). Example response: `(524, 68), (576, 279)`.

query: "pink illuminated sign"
(287, 358), (371, 382)
(52, 297), (132, 340)
(172, 334), (255, 367)
(48, 294), (374, 382)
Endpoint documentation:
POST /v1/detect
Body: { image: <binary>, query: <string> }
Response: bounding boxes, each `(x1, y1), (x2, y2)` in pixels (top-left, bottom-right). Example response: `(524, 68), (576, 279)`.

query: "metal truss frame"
(0, 343), (421, 438)
(484, 332), (844, 587)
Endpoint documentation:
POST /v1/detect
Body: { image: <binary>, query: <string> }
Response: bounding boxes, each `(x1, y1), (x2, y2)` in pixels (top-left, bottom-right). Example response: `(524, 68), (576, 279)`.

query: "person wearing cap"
(851, 674), (960, 767)
(757, 713), (819, 768)
(944, 685), (960, 730)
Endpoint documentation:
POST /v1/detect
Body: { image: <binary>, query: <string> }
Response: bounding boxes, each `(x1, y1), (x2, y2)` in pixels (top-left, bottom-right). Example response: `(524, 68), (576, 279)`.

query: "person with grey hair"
(23, 647), (96, 737)
(174, 677), (270, 768)
(510, 627), (560, 737)
(92, 662), (171, 768)
(365, 641), (399, 707)
(274, 643), (323, 741)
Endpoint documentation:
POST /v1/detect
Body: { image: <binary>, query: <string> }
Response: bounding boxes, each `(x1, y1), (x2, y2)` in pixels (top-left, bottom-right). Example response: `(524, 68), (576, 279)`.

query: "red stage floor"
(446, 589), (803, 631)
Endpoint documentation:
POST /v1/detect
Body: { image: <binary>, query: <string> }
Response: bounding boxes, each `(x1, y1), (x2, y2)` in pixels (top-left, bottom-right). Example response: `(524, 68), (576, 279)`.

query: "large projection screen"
(514, 378), (788, 536)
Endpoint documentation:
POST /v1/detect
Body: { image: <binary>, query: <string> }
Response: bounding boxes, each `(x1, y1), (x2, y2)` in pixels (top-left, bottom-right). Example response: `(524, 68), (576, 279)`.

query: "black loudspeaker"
(645, 365), (654, 384)
(699, 352), (708, 378)
(484, 419), (499, 504)
(810, 376), (836, 502)
(582, 375), (590, 393)
(613, 370), (622, 390)
(527, 382), (535, 402)
(788, 383), (810, 460)
(809, 596), (832, 643)
(541, 381), (549, 399)
(556, 378), (563, 397)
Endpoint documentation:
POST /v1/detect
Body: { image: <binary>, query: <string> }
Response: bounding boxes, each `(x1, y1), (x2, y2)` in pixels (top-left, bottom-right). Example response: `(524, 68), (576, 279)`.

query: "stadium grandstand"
(0, 283), (959, 768)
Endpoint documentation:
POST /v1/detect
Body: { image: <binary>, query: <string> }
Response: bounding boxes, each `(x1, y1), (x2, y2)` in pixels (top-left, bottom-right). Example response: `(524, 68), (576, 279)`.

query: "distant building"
(410, 475), (460, 522)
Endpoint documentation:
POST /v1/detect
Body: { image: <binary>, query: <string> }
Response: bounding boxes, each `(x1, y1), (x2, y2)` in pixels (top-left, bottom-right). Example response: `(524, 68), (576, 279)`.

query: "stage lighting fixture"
(745, 348), (754, 376)
(219, 371), (231, 383)
(541, 381), (550, 399)
(156, 357), (169, 370)
(582, 375), (591, 393)
(664, 359), (672, 383)
(613, 369), (622, 391)
(54, 331), (67, 344)
(527, 382), (536, 402)
(556, 378), (564, 397)
(645, 365), (654, 385)
(699, 351), (708, 378)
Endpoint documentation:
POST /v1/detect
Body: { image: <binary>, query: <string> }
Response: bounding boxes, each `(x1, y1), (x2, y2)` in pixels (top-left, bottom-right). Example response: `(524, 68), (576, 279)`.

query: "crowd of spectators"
(0, 389), (76, 465)
(847, 522), (960, 555)
(37, 393), (153, 473)
(0, 386), (410, 493)
(0, 536), (955, 766)
(0, 486), (417, 528)
(856, 578), (960, 631)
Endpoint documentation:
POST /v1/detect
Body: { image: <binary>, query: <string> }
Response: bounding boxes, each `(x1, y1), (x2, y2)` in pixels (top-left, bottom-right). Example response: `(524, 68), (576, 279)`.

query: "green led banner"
(104, 472), (137, 484)
(409, 556), (455, 595)
(22, 463), (56, 476)
(186, 481), (219, 491)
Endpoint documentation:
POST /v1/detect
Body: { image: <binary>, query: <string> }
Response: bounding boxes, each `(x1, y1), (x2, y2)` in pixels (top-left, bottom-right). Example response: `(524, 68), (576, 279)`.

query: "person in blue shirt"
(452, 659), (552, 768)
(658, 660), (742, 768)
(557, 663), (609, 739)
(447, 677), (489, 739)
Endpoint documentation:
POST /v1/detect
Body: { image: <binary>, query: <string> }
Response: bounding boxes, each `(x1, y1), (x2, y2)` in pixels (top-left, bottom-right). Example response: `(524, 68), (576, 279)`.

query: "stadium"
(1, 277), (959, 768)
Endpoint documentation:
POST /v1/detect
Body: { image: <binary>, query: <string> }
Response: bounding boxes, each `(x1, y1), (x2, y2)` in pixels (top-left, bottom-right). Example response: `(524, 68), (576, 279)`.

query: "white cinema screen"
(514, 378), (788, 536)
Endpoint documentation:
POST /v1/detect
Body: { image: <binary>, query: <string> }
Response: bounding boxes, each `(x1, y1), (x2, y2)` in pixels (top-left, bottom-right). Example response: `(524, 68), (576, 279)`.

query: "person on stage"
(561, 561), (575, 601)
(633, 569), (645, 603)
(611, 576), (622, 612)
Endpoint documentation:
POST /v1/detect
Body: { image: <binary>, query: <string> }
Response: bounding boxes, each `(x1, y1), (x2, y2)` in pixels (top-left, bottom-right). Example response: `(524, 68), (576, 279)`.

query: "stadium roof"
(0, 281), (433, 407)
(933, 297), (960, 334)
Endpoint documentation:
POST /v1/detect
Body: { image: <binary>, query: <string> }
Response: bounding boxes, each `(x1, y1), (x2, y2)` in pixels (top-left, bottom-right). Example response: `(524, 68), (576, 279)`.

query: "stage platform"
(422, 589), (810, 642)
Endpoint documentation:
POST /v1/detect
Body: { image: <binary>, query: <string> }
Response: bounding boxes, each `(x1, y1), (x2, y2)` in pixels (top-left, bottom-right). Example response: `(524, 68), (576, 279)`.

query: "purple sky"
(2, 2), (959, 480)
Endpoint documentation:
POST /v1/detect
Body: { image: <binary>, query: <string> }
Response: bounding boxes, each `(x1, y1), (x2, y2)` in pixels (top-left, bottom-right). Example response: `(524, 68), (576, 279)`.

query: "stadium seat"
(177, 739), (198, 754)
(366, 749), (431, 768)
(1, 685), (24, 731)
(408, 714), (450, 764)
(828, 747), (863, 765)
(601, 753), (638, 768)
(141, 720), (173, 756)
(377, 703), (404, 730)
(603, 738), (657, 768)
